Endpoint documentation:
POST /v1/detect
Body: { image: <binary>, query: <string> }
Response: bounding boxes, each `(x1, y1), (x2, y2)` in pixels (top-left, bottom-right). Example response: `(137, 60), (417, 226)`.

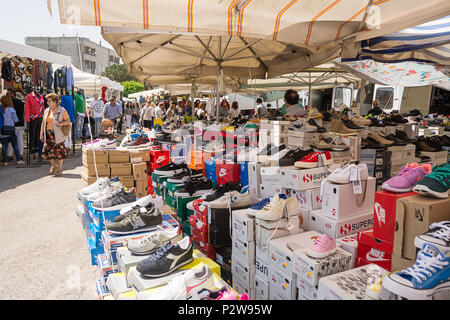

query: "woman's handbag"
(1, 126), (15, 136)
(57, 109), (71, 137)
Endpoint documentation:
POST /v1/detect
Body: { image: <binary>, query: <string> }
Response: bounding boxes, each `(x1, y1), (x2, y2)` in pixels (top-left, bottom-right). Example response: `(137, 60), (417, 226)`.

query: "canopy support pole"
(308, 72), (312, 109)
(216, 36), (222, 123)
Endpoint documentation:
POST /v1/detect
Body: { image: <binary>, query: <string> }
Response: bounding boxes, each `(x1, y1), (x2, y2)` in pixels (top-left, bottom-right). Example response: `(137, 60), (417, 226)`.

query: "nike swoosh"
(366, 252), (389, 262)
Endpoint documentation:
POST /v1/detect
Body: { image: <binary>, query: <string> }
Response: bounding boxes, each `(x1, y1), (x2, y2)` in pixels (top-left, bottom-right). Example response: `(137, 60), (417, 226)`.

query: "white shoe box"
(297, 278), (318, 300)
(269, 284), (289, 300)
(283, 187), (322, 210)
(255, 245), (270, 282)
(232, 209), (255, 243)
(298, 208), (310, 230)
(232, 237), (255, 267)
(127, 266), (185, 292)
(116, 247), (151, 284)
(254, 275), (270, 300)
(293, 247), (354, 287)
(232, 273), (254, 298)
(279, 165), (340, 190)
(268, 231), (322, 279)
(308, 208), (373, 238)
(106, 272), (129, 299)
(248, 162), (263, 200)
(259, 184), (283, 199)
(318, 264), (388, 300)
(336, 234), (359, 266)
(231, 254), (255, 290)
(255, 215), (302, 252)
(268, 264), (297, 300)
(260, 166), (283, 186)
(321, 177), (375, 220)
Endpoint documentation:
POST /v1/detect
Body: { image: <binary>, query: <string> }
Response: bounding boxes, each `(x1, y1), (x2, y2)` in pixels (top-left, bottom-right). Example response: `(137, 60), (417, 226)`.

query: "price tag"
(318, 153), (328, 167)
(349, 167), (359, 182)
(352, 179), (363, 194)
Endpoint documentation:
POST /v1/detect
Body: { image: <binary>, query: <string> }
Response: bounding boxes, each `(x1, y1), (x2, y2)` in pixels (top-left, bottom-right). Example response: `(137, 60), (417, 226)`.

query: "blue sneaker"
(247, 194), (287, 216)
(382, 243), (450, 300)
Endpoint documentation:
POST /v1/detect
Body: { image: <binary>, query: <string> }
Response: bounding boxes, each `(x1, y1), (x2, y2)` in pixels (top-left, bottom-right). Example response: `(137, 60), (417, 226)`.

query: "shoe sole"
(294, 159), (332, 169)
(413, 236), (449, 255)
(153, 168), (184, 176)
(92, 202), (135, 211)
(306, 247), (337, 259)
(140, 257), (194, 278)
(107, 225), (160, 235)
(128, 236), (180, 256)
(175, 189), (214, 198)
(382, 274), (450, 300)
(206, 200), (254, 210)
(311, 145), (332, 151)
(412, 185), (448, 198)
(381, 183), (412, 193)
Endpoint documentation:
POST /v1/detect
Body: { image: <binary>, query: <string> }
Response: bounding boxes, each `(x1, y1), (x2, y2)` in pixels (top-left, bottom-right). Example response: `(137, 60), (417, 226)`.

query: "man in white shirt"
(90, 93), (104, 136)
(154, 102), (164, 119)
(255, 98), (268, 118)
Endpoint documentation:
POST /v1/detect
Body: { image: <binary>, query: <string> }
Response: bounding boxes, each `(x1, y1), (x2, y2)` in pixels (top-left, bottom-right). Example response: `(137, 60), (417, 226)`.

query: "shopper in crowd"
(90, 93), (104, 137)
(132, 101), (140, 125)
(184, 100), (193, 117)
(6, 89), (25, 159)
(74, 91), (85, 141)
(196, 102), (207, 120)
(219, 100), (229, 121)
(124, 101), (133, 129)
(154, 102), (165, 126)
(283, 89), (306, 120)
(366, 99), (384, 116)
(102, 96), (123, 133)
(40, 93), (70, 176)
(0, 95), (23, 166)
(229, 101), (240, 120)
(165, 102), (178, 123)
(256, 98), (268, 118)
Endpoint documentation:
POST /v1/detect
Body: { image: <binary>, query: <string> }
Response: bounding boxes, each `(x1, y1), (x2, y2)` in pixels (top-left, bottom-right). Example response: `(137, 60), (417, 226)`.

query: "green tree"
(102, 64), (137, 83)
(122, 81), (145, 97)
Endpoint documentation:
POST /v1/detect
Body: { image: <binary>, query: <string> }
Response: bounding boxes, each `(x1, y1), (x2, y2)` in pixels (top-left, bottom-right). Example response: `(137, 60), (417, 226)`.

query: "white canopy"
(0, 38), (72, 65)
(128, 88), (167, 99)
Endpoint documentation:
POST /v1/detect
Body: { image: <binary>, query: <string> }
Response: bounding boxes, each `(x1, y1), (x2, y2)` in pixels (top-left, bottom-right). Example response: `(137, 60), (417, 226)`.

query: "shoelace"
(330, 135), (345, 146)
(140, 227), (164, 244)
(426, 166), (450, 188)
(147, 242), (172, 262)
(398, 165), (414, 177)
(401, 251), (448, 284)
(427, 222), (450, 242)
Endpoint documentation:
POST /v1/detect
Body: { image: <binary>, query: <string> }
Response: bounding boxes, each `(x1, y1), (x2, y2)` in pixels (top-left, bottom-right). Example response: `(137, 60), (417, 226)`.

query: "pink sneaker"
(217, 290), (237, 300)
(306, 234), (337, 258)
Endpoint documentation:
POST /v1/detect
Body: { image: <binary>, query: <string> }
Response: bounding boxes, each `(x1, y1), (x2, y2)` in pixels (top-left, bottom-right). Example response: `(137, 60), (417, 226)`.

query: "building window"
(84, 46), (96, 56)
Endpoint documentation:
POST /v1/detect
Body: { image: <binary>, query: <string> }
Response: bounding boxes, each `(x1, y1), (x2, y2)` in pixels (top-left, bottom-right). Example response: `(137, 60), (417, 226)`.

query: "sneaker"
(115, 194), (164, 222)
(327, 163), (369, 184)
(87, 181), (123, 202)
(248, 194), (286, 220)
(206, 189), (253, 209)
(288, 120), (317, 132)
(247, 194), (287, 216)
(412, 163), (450, 198)
(167, 168), (203, 184)
(203, 182), (241, 203)
(91, 188), (137, 211)
(136, 236), (194, 277)
(256, 144), (286, 163)
(306, 108), (323, 119)
(277, 148), (314, 167)
(414, 221), (450, 255)
(106, 202), (162, 234)
(294, 151), (332, 168)
(78, 177), (112, 197)
(85, 139), (116, 150)
(382, 243), (450, 300)
(328, 135), (350, 151)
(127, 225), (183, 255)
(311, 138), (332, 151)
(125, 136), (152, 149)
(369, 133), (395, 146)
(329, 119), (359, 135)
(197, 287), (229, 300)
(143, 265), (215, 300)
(153, 162), (187, 176)
(306, 234), (337, 258)
(174, 178), (213, 197)
(382, 163), (432, 193)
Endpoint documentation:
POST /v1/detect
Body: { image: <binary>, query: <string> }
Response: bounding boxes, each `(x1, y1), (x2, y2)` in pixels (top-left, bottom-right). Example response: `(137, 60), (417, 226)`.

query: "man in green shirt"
(74, 92), (85, 140)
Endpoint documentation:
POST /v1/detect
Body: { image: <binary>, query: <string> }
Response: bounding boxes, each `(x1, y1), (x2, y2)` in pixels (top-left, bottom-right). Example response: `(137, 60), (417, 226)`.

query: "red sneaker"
(294, 151), (332, 168)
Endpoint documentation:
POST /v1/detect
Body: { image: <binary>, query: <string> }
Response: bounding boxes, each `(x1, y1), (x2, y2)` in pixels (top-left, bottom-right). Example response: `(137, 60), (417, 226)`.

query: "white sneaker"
(79, 177), (110, 197)
(142, 265), (215, 300)
(326, 163), (369, 184)
(253, 194), (287, 221)
(127, 225), (183, 255)
(289, 120), (316, 132)
(87, 181), (123, 202)
(206, 190), (253, 209)
(120, 194), (164, 215)
(85, 139), (116, 150)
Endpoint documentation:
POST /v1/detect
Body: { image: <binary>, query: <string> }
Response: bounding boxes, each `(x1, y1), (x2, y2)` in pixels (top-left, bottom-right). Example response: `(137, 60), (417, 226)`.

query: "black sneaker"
(278, 148), (313, 167)
(391, 114), (408, 124)
(106, 203), (162, 235)
(204, 182), (241, 202)
(137, 236), (194, 278)
(167, 168), (203, 184)
(395, 130), (413, 143)
(308, 119), (326, 133)
(153, 162), (187, 176)
(343, 119), (364, 130)
(92, 188), (137, 211)
(174, 177), (213, 197)
(268, 144), (287, 156)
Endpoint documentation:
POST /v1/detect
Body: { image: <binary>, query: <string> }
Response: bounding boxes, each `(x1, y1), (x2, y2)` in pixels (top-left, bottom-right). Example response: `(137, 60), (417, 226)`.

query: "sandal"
(49, 166), (58, 175)
(55, 169), (63, 176)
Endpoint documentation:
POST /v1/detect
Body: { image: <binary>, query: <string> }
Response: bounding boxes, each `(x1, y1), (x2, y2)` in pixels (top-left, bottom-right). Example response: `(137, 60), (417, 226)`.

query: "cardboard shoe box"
(268, 264), (297, 300)
(132, 163), (148, 180)
(110, 163), (132, 176)
(297, 278), (318, 300)
(117, 175), (134, 188)
(231, 254), (255, 289)
(284, 188), (322, 210)
(129, 149), (151, 164)
(254, 275), (270, 300)
(82, 165), (110, 178)
(356, 229), (393, 271)
(308, 209), (373, 238)
(268, 231), (321, 279)
(108, 149), (130, 163)
(135, 179), (148, 198)
(232, 236), (255, 266)
(293, 247), (353, 287)
(260, 166), (283, 186)
(232, 209), (255, 243)
(82, 148), (109, 164)
(317, 264), (388, 300)
(321, 177), (376, 220)
(279, 165), (340, 190)
(254, 215), (302, 251)
(394, 195), (450, 261)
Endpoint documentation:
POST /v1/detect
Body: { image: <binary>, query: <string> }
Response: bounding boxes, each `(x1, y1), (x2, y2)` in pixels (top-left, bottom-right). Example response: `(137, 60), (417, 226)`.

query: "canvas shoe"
(174, 178), (213, 198)
(382, 163), (432, 193)
(137, 236), (194, 277)
(247, 194), (287, 216)
(106, 203), (162, 235)
(206, 189), (253, 209)
(412, 163), (450, 198)
(153, 162), (187, 176)
(294, 151), (332, 168)
(91, 188), (137, 211)
(142, 265), (215, 300)
(414, 221), (450, 254)
(382, 243), (450, 300)
(288, 120), (316, 132)
(327, 163), (369, 184)
(251, 194), (287, 221)
(127, 225), (183, 255)
(306, 234), (337, 258)
(115, 194), (164, 222)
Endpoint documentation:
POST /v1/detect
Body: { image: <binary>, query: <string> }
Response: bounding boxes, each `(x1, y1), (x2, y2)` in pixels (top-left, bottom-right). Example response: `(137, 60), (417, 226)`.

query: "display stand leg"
(16, 128), (40, 168)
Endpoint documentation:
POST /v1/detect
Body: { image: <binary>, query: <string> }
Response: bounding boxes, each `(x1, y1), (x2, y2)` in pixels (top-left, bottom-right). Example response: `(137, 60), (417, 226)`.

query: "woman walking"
(40, 93), (71, 176)
(0, 95), (23, 166)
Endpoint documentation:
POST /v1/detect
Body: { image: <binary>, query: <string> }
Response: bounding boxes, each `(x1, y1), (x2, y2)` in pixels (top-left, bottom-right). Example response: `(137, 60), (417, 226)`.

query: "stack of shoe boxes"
(231, 209), (255, 298)
(190, 202), (215, 259)
(148, 148), (170, 196)
(81, 148), (109, 186)
(216, 160), (241, 186)
(259, 166), (283, 198)
(258, 120), (289, 147)
(421, 150), (448, 166)
(108, 149), (133, 189)
(360, 149), (392, 191)
(387, 144), (416, 176)
(129, 149), (151, 198)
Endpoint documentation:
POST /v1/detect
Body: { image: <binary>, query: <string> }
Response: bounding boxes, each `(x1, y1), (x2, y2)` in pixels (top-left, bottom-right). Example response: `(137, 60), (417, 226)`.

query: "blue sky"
(0, 0), (112, 49)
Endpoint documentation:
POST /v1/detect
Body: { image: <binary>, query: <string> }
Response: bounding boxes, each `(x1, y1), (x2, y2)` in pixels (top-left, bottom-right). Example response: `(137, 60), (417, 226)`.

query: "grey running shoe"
(106, 203), (162, 234)
(92, 188), (137, 211)
(127, 225), (183, 255)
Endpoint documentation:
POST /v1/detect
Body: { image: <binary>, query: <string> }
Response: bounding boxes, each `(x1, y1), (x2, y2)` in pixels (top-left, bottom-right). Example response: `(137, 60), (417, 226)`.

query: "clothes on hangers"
(61, 94), (75, 123)
(24, 91), (44, 122)
(53, 67), (67, 91)
(66, 66), (74, 90)
(31, 60), (41, 86)
(47, 63), (53, 90)
(1, 58), (12, 82)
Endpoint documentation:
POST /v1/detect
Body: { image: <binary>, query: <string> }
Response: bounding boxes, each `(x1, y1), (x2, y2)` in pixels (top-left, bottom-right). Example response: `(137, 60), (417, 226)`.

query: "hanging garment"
(31, 60), (41, 86)
(24, 91), (44, 122)
(102, 86), (107, 103)
(1, 58), (12, 82)
(47, 63), (53, 90)
(66, 67), (74, 90)
(61, 95), (75, 123)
